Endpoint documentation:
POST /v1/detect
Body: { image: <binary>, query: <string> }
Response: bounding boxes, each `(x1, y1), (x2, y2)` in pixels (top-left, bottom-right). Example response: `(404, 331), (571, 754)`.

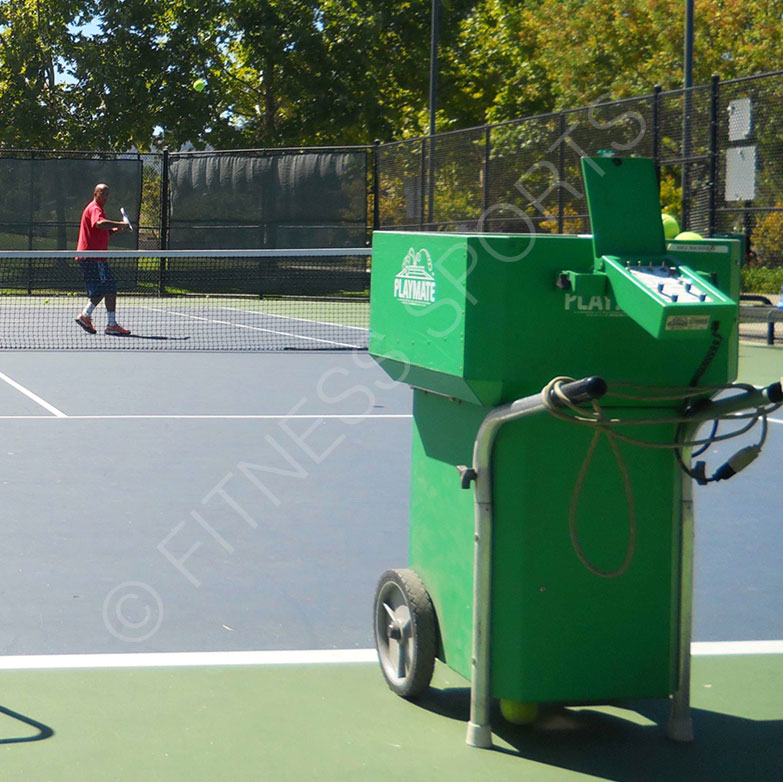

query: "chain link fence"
(376, 70), (783, 278)
(2, 71), (782, 271)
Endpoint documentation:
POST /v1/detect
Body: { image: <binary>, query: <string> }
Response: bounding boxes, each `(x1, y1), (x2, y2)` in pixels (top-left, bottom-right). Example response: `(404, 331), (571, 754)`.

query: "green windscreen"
(581, 157), (666, 257)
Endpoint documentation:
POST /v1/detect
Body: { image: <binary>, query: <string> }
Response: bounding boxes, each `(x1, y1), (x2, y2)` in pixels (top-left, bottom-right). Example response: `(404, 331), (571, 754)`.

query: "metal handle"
(686, 380), (782, 422)
(552, 376), (608, 405)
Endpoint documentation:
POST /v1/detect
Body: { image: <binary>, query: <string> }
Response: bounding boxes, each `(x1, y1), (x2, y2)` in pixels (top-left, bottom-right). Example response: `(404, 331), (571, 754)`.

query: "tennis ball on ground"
(675, 230), (704, 241)
(193, 78), (207, 92)
(500, 699), (538, 725)
(661, 213), (680, 239)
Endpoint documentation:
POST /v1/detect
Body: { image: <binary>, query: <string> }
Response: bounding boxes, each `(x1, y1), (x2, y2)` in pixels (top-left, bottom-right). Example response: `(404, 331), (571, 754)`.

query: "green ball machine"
(369, 157), (781, 748)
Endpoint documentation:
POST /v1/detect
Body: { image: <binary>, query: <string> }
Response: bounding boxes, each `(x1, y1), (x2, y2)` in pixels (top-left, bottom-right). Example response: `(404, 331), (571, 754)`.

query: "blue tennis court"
(0, 345), (778, 779)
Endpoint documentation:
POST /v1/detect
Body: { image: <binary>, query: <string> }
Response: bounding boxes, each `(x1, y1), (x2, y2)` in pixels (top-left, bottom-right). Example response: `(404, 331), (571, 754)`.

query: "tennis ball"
(661, 213), (680, 239)
(500, 699), (538, 725)
(193, 78), (207, 92)
(675, 231), (704, 241)
(44, 298), (49, 303)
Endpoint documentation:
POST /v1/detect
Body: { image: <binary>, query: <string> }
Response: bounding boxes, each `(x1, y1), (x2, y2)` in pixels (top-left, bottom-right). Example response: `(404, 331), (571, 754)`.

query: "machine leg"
(667, 464), (695, 742)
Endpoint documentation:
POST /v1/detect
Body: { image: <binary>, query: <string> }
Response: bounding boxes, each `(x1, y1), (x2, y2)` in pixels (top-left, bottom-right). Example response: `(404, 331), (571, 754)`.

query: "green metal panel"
(489, 411), (681, 702)
(407, 391), (681, 701)
(668, 237), (742, 301)
(600, 258), (737, 341)
(581, 156), (667, 258)
(370, 231), (739, 405)
(407, 390), (481, 680)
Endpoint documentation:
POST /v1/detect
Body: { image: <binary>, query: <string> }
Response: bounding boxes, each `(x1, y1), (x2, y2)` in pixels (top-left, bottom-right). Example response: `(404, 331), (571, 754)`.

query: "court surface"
(0, 344), (779, 780)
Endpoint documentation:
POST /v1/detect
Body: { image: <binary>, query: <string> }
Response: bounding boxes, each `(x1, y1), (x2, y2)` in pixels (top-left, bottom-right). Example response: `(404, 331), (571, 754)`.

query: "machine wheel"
(373, 568), (437, 698)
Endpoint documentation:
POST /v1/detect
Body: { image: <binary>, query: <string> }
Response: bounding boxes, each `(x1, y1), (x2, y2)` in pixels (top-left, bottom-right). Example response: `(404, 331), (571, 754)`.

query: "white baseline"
(0, 642), (779, 670)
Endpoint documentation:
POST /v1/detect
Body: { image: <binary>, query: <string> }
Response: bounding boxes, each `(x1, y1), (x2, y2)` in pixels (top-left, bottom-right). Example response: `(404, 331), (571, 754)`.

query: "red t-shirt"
(77, 200), (110, 254)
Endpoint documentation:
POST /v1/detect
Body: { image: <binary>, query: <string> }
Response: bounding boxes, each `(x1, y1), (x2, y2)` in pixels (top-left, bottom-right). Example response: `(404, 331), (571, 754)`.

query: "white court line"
(217, 306), (370, 332)
(0, 649), (379, 670)
(0, 414), (412, 420)
(691, 640), (783, 656)
(143, 306), (363, 349)
(0, 642), (778, 670)
(0, 371), (67, 417)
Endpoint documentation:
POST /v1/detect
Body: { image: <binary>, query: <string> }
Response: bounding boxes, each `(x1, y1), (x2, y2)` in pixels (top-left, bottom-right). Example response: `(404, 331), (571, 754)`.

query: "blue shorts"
(78, 260), (117, 298)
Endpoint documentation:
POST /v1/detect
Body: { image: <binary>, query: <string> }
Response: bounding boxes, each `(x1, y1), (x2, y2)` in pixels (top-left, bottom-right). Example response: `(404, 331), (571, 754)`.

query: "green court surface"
(0, 654), (780, 781)
(737, 341), (783, 385)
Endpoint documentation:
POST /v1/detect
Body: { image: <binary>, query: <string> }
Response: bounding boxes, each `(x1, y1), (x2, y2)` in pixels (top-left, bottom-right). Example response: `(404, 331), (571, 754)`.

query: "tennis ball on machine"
(500, 699), (538, 725)
(193, 78), (207, 92)
(675, 230), (704, 241)
(661, 213), (680, 239)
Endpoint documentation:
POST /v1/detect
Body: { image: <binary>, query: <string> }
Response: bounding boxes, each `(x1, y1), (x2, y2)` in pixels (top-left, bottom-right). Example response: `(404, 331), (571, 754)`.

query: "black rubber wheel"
(373, 568), (437, 698)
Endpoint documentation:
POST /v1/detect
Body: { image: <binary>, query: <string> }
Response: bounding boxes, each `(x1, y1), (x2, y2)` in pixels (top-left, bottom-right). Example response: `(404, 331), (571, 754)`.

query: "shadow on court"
(415, 686), (783, 781)
(0, 704), (54, 744)
(104, 333), (191, 342)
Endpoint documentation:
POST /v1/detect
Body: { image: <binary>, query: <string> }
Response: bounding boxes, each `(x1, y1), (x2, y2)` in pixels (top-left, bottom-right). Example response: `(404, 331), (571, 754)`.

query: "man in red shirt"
(74, 183), (132, 335)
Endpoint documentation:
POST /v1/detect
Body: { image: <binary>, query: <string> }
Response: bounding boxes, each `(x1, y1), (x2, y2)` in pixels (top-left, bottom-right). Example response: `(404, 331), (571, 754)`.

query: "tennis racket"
(120, 207), (134, 232)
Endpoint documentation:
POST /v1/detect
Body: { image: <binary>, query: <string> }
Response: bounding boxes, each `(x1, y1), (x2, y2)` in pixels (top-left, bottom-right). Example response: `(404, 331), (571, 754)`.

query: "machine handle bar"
(686, 380), (782, 423)
(551, 376), (609, 406)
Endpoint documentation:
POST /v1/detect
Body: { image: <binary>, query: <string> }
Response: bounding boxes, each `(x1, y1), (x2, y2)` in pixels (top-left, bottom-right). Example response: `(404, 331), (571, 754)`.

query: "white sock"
(83, 302), (96, 317)
(107, 311), (117, 326)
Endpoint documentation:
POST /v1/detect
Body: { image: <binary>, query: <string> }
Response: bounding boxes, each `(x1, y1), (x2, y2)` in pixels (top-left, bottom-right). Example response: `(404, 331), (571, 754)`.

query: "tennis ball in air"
(44, 298), (49, 303)
(675, 231), (704, 241)
(500, 699), (538, 725)
(193, 78), (207, 92)
(661, 213), (680, 239)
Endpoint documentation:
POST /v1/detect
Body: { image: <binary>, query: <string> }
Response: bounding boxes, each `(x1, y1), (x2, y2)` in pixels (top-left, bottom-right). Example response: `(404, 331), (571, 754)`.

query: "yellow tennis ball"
(193, 78), (207, 92)
(675, 231), (704, 241)
(661, 213), (680, 239)
(44, 298), (49, 303)
(500, 699), (538, 725)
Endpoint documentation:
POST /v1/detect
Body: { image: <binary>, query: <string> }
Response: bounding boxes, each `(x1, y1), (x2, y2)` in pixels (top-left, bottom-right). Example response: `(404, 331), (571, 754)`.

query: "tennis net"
(0, 248), (371, 351)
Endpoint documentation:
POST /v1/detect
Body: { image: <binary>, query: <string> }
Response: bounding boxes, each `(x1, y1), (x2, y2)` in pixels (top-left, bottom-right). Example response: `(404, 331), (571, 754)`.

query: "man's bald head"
(94, 184), (110, 205)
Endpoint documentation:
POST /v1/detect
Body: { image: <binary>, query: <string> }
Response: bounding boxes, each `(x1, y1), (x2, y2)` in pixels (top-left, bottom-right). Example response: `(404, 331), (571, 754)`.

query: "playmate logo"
(393, 247), (436, 306)
(564, 293), (623, 315)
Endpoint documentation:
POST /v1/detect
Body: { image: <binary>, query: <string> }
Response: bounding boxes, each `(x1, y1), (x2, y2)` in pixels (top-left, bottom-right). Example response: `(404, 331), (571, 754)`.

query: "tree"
(0, 0), (85, 147)
(3, 0), (783, 151)
(64, 0), (232, 149)
(449, 0), (554, 126)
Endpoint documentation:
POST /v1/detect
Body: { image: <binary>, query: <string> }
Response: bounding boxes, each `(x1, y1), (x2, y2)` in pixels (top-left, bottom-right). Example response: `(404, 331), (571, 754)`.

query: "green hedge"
(741, 265), (783, 296)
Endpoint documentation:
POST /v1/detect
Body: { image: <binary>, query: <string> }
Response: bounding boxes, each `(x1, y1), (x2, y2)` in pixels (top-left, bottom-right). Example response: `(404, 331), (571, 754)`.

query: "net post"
(160, 150), (169, 251)
(27, 150), (35, 253)
(158, 151), (169, 296)
(27, 151), (34, 294)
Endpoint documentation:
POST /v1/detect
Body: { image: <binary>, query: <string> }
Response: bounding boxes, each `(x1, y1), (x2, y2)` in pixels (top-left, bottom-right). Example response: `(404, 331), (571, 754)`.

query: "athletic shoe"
(105, 324), (131, 336)
(74, 314), (97, 334)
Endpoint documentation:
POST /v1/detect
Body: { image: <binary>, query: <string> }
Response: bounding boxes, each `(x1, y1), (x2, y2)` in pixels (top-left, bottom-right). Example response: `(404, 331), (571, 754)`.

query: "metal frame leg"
(667, 447), (695, 742)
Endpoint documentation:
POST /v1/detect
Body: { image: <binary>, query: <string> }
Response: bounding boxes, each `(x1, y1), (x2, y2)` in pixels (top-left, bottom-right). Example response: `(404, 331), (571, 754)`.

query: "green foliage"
(752, 206), (783, 267)
(659, 172), (681, 222)
(2, 0), (783, 152)
(740, 264), (783, 295)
